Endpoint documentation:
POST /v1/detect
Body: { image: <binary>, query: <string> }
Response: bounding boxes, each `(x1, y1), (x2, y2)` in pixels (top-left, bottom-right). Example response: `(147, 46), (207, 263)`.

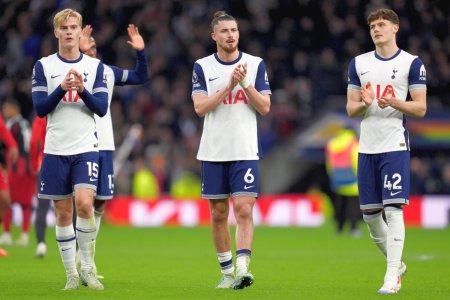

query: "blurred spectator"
(410, 157), (432, 195)
(170, 171), (201, 199)
(131, 156), (159, 200)
(439, 163), (450, 195)
(325, 127), (361, 237)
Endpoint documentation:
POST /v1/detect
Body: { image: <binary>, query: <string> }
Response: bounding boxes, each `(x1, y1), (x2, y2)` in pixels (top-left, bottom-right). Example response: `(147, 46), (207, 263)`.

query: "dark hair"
(210, 11), (237, 32)
(2, 97), (20, 108)
(367, 8), (399, 25)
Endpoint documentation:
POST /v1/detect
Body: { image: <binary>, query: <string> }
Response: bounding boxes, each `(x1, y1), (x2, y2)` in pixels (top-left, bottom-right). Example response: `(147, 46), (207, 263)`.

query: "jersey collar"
(374, 48), (402, 61)
(214, 51), (243, 65)
(57, 52), (83, 63)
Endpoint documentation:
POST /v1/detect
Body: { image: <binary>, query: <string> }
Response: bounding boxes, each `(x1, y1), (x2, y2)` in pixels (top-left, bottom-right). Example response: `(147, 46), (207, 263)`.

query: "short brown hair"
(53, 8), (82, 29)
(367, 8), (399, 25)
(210, 11), (237, 32)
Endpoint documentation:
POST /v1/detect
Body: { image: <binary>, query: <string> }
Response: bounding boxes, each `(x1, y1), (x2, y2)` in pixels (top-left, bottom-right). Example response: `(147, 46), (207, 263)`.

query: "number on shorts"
(86, 161), (99, 178)
(383, 173), (402, 190)
(108, 174), (114, 190)
(244, 168), (255, 184)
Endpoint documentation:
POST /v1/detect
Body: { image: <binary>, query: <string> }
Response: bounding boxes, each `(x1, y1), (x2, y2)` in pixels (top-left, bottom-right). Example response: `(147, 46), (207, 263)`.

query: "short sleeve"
(409, 57), (426, 90)
(347, 58), (361, 90)
(192, 63), (207, 95)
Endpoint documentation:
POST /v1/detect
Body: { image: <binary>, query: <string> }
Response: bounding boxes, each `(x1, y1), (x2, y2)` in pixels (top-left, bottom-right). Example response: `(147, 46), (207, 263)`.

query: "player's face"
(85, 38), (97, 58)
(54, 16), (81, 49)
(211, 20), (239, 54)
(369, 18), (398, 46)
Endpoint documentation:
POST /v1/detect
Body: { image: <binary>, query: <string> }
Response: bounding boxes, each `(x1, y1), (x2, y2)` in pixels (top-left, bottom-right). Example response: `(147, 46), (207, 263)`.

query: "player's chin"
(373, 38), (385, 46)
(224, 45), (237, 53)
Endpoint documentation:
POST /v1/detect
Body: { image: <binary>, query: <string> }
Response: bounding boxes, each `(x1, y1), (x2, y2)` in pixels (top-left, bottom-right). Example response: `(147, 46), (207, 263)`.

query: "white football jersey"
(348, 49), (426, 154)
(96, 55), (149, 151)
(32, 53), (107, 155)
(192, 51), (271, 161)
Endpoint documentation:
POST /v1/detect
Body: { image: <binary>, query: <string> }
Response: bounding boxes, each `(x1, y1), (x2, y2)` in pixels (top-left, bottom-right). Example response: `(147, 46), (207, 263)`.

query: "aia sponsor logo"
(376, 84), (396, 98)
(223, 90), (248, 105)
(62, 90), (80, 102)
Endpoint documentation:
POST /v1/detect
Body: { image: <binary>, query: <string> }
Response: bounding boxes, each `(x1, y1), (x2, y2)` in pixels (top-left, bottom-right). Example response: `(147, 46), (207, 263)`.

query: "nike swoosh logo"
(244, 185), (255, 190)
(51, 74), (62, 79)
(89, 178), (98, 182)
(61, 247), (71, 252)
(209, 77), (219, 82)
(361, 71), (370, 76)
(390, 191), (402, 196)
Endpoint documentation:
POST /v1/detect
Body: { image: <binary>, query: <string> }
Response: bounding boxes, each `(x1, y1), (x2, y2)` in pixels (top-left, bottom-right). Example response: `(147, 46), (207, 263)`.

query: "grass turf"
(0, 224), (449, 299)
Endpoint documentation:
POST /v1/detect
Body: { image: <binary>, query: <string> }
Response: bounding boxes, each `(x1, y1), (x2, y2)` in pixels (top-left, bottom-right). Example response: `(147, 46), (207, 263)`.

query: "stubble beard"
(220, 43), (238, 54)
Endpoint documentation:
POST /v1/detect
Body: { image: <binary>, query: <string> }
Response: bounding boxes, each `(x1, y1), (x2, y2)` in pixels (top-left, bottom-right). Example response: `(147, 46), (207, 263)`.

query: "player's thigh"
(71, 151), (99, 192)
(201, 161), (230, 199)
(358, 153), (382, 209)
(229, 160), (259, 198)
(380, 151), (410, 206)
(39, 154), (72, 200)
(96, 151), (114, 200)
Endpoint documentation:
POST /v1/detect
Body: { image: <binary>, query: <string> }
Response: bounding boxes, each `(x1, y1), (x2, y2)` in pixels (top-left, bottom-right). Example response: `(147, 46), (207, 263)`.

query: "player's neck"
(375, 42), (399, 59)
(59, 46), (81, 61)
(216, 49), (239, 62)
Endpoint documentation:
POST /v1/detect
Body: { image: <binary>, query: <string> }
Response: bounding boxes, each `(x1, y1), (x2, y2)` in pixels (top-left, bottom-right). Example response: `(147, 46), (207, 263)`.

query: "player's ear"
(393, 24), (399, 34)
(54, 29), (59, 39)
(211, 31), (217, 42)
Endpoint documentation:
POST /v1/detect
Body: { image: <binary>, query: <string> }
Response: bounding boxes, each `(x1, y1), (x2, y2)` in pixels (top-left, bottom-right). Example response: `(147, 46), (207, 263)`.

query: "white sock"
(76, 216), (97, 272)
(363, 211), (388, 258)
(217, 251), (234, 275)
(56, 225), (77, 277)
(384, 206), (405, 278)
(1, 232), (11, 238)
(94, 209), (104, 239)
(236, 249), (251, 276)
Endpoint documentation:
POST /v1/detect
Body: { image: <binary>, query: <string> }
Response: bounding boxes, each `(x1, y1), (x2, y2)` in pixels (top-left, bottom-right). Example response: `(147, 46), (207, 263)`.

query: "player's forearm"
(390, 98), (427, 118)
(346, 100), (368, 118)
(127, 50), (150, 84)
(346, 88), (369, 118)
(79, 89), (108, 117)
(193, 88), (230, 117)
(243, 86), (270, 116)
(32, 86), (66, 117)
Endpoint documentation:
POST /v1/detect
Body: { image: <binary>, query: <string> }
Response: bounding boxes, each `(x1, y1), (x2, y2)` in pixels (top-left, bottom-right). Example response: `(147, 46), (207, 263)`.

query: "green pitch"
(0, 224), (449, 299)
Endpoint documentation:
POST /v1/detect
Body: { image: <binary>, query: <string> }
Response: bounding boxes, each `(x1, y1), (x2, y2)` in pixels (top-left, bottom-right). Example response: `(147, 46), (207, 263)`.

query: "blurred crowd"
(0, 0), (449, 196)
(410, 155), (450, 195)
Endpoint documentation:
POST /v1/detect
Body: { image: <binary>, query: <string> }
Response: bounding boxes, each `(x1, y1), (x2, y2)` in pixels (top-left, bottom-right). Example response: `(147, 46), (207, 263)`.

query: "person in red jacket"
(0, 99), (34, 247)
(29, 116), (48, 257)
(0, 114), (18, 256)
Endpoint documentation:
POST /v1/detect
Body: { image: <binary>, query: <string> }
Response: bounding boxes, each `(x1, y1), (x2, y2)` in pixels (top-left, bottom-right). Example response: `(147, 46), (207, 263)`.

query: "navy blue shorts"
(96, 150), (114, 200)
(358, 151), (410, 209)
(201, 160), (259, 199)
(38, 152), (99, 200)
